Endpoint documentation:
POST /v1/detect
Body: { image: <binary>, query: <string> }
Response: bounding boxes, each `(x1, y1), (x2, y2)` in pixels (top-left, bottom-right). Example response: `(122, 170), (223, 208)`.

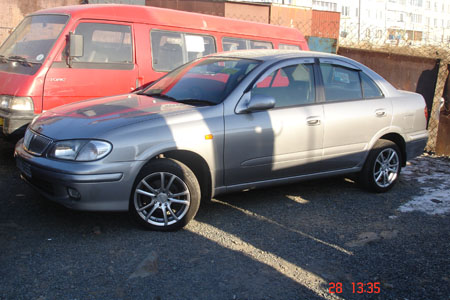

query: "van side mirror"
(237, 94), (275, 113)
(69, 33), (83, 57)
(67, 32), (83, 67)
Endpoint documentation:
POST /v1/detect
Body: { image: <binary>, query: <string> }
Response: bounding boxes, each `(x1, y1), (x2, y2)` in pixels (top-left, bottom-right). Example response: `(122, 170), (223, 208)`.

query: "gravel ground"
(0, 139), (449, 300)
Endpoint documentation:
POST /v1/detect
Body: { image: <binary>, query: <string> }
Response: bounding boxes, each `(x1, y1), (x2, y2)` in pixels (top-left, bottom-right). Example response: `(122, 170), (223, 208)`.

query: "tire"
(360, 139), (402, 193)
(129, 158), (201, 231)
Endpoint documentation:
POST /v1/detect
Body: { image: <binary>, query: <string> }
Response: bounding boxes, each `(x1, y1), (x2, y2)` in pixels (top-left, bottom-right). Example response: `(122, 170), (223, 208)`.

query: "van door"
(43, 21), (138, 110)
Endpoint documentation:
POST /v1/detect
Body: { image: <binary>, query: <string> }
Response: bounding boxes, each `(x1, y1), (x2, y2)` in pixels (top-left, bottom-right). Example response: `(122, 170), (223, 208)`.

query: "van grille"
(23, 129), (52, 156)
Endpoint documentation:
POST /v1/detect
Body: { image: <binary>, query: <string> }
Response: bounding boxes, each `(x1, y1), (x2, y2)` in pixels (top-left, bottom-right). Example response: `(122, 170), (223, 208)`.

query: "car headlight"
(48, 140), (112, 161)
(0, 95), (34, 111)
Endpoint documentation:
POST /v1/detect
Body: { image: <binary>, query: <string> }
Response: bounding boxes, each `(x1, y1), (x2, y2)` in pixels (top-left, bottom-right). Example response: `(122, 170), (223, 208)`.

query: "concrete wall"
(0, 0), (79, 44)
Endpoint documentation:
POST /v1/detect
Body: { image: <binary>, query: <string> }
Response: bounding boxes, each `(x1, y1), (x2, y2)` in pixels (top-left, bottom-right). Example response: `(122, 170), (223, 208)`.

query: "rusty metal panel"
(224, 2), (269, 23)
(146, 0), (225, 16)
(269, 5), (312, 37)
(435, 65), (450, 156)
(338, 47), (439, 113)
(307, 36), (337, 53)
(311, 10), (340, 39)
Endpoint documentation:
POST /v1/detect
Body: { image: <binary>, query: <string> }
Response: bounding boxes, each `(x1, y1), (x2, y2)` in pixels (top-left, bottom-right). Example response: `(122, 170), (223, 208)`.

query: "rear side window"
(74, 23), (132, 64)
(222, 37), (273, 51)
(320, 63), (362, 102)
(151, 30), (216, 72)
(361, 72), (383, 98)
(279, 44), (300, 50)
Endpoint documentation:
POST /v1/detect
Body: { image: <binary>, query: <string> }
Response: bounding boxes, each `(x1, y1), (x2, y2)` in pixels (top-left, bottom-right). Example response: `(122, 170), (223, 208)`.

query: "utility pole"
(358, 0), (361, 42)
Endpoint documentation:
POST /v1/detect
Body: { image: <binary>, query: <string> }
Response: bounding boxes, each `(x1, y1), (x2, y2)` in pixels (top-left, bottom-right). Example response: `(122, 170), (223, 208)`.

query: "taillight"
(423, 98), (428, 121)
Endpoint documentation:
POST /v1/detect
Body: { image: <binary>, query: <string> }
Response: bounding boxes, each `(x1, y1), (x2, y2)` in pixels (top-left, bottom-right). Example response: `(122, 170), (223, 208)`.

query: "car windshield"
(142, 57), (261, 105)
(0, 14), (68, 64)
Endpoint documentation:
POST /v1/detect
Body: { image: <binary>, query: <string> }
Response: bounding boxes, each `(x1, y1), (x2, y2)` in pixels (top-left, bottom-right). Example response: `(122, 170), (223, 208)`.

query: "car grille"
(23, 129), (53, 156)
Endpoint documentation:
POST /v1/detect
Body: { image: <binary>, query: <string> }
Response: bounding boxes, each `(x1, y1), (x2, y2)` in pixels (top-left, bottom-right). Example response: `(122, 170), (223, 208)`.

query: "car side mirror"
(67, 32), (83, 68)
(238, 94), (275, 113)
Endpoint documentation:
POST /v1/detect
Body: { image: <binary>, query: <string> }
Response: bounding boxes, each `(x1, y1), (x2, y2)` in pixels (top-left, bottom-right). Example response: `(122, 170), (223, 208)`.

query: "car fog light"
(67, 187), (81, 199)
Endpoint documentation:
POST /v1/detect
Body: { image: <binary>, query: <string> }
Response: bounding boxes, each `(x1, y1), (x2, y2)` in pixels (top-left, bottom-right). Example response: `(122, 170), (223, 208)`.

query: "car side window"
(320, 63), (362, 102)
(251, 63), (315, 108)
(151, 30), (216, 72)
(361, 72), (384, 99)
(74, 23), (133, 64)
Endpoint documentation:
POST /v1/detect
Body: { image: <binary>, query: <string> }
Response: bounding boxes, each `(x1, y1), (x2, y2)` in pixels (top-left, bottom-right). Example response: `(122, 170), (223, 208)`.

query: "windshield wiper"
(176, 99), (217, 106)
(8, 55), (32, 67)
(140, 92), (179, 102)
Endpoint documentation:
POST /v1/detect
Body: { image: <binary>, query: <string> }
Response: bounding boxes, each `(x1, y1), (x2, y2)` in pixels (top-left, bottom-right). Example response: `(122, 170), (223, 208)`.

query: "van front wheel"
(130, 158), (201, 231)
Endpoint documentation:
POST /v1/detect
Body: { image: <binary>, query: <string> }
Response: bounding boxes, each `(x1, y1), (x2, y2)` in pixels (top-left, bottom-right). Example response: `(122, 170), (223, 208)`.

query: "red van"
(0, 4), (308, 137)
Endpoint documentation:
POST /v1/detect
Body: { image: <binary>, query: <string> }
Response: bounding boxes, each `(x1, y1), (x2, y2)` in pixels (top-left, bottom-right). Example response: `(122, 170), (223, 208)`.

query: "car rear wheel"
(130, 158), (201, 231)
(360, 139), (401, 193)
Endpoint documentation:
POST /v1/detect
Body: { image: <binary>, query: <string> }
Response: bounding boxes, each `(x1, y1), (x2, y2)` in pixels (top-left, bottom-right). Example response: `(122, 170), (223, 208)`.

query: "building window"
(409, 0), (423, 6)
(410, 14), (422, 23)
(341, 6), (350, 16)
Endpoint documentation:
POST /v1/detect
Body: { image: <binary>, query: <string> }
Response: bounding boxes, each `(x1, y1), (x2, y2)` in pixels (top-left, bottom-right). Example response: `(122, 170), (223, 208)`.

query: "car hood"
(30, 94), (196, 139)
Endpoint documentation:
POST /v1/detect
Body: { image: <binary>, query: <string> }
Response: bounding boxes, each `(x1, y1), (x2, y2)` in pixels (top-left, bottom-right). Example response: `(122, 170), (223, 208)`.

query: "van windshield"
(142, 57), (261, 105)
(0, 14), (68, 65)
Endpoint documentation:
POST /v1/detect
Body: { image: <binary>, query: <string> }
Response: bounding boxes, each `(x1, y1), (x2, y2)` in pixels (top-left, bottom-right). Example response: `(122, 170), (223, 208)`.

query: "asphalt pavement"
(1, 139), (449, 300)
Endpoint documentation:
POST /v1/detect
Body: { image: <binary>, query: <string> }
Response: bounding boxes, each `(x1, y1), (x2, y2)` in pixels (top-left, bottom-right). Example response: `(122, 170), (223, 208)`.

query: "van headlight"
(48, 140), (112, 161)
(0, 95), (34, 111)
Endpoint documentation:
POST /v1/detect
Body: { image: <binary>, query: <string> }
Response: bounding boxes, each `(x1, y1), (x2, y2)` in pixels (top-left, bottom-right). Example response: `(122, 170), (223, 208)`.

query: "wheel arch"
(149, 150), (213, 203)
(378, 133), (407, 166)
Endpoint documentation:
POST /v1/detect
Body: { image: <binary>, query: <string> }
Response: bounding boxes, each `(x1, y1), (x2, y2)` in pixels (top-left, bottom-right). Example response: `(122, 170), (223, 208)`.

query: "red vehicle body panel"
(0, 4), (309, 136)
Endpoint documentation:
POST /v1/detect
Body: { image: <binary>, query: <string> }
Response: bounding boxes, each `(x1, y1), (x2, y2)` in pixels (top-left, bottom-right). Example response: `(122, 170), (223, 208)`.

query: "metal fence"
(283, 18), (450, 153)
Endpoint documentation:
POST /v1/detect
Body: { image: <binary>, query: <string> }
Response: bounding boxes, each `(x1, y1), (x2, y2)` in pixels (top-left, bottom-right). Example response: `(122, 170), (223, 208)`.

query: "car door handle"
(306, 117), (321, 126)
(375, 109), (386, 117)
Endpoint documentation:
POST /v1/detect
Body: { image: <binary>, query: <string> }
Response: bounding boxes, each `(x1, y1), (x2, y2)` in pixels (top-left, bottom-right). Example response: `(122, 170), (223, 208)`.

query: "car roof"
(209, 49), (338, 61)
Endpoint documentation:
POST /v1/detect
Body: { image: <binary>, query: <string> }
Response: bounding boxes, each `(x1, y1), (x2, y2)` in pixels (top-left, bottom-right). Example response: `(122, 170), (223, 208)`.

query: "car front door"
(318, 58), (392, 171)
(224, 59), (324, 186)
(43, 21), (138, 110)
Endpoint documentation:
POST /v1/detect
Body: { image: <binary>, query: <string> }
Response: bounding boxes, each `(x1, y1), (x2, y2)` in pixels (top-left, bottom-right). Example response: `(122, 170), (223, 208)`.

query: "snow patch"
(398, 155), (450, 215)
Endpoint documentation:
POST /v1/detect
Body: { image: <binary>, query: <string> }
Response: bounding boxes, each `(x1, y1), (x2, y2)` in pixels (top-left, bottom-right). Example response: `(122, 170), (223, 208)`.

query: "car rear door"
(43, 20), (139, 110)
(224, 58), (324, 186)
(318, 58), (392, 170)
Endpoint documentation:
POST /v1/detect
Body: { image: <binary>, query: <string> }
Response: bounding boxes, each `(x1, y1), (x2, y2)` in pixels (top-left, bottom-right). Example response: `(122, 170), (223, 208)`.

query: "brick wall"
(0, 0), (79, 44)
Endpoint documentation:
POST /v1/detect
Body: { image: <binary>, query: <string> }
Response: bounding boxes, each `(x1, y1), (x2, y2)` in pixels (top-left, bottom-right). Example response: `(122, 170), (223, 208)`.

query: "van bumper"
(0, 108), (34, 136)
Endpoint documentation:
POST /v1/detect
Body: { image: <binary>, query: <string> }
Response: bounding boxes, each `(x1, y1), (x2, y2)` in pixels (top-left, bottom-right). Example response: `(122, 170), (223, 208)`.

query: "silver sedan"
(15, 50), (428, 231)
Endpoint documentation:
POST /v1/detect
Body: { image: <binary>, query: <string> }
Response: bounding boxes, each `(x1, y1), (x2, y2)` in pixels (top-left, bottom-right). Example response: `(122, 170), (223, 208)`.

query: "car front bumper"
(14, 139), (142, 212)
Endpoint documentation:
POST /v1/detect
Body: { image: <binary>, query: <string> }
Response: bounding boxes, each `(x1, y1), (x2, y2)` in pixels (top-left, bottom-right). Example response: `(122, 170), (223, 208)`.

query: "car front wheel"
(129, 158), (201, 231)
(360, 139), (402, 193)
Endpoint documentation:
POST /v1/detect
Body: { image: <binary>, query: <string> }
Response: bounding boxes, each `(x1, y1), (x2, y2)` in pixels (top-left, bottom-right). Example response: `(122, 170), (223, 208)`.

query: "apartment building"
(243, 0), (450, 45)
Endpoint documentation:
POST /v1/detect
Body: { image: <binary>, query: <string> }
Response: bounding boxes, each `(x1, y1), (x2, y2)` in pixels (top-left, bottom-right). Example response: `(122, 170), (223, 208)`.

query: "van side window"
(279, 44), (300, 50)
(249, 40), (273, 49)
(74, 23), (132, 64)
(150, 30), (216, 72)
(222, 37), (273, 51)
